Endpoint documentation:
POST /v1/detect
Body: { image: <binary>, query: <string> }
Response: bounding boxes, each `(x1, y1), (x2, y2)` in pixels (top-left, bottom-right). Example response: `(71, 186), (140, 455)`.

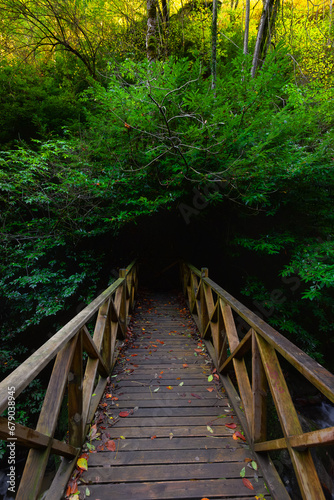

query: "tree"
(0, 0), (110, 79)
(146, 0), (158, 61)
(251, 0), (279, 77)
(211, 0), (218, 91)
(243, 0), (250, 54)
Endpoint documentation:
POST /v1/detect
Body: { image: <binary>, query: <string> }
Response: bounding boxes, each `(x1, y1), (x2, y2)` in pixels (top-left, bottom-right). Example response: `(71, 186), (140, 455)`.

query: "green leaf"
(240, 467), (246, 477)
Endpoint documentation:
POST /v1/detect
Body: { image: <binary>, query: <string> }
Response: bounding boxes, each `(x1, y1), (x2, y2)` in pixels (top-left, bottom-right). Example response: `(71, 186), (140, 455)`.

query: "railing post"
(119, 268), (127, 336)
(68, 331), (84, 448)
(252, 330), (267, 443)
(200, 268), (209, 335)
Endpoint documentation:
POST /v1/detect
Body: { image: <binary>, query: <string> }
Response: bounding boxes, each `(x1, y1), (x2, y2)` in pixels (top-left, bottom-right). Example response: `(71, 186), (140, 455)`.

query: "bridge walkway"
(74, 291), (270, 499)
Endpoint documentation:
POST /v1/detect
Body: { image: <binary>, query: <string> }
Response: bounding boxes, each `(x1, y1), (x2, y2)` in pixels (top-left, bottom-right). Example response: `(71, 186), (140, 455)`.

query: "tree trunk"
(251, 0), (279, 77)
(243, 0), (250, 54)
(212, 0), (218, 91)
(146, 0), (158, 62)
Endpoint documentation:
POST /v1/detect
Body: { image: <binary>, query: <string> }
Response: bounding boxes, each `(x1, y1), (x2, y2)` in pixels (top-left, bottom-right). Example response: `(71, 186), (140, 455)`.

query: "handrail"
(181, 262), (334, 500)
(0, 261), (138, 500)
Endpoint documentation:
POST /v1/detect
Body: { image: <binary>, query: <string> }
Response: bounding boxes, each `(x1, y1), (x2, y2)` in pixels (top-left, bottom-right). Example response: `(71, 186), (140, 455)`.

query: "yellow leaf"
(77, 457), (88, 471)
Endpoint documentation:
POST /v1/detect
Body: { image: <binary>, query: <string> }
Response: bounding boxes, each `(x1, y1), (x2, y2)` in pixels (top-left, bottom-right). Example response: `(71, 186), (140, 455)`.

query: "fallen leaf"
(66, 479), (78, 496)
(194, 348), (202, 353)
(120, 436), (125, 439)
(119, 411), (130, 417)
(183, 364), (188, 368)
(252, 460), (258, 470)
(106, 440), (116, 451)
(191, 393), (202, 399)
(160, 371), (164, 374)
(85, 487), (91, 497)
(154, 387), (160, 392)
(207, 375), (213, 382)
(233, 431), (246, 441)
(206, 387), (214, 392)
(225, 423), (237, 429)
(240, 467), (246, 477)
(213, 374), (219, 380)
(169, 433), (173, 439)
(111, 397), (118, 401)
(244, 458), (252, 463)
(151, 435), (157, 440)
(242, 478), (254, 490)
(207, 425), (214, 433)
(105, 394), (112, 398)
(167, 386), (173, 390)
(77, 457), (88, 470)
(179, 382), (184, 386)
(201, 498), (210, 500)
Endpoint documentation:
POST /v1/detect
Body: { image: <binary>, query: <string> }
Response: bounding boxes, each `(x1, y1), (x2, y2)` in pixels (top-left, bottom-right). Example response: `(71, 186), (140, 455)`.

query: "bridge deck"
(75, 291), (271, 499)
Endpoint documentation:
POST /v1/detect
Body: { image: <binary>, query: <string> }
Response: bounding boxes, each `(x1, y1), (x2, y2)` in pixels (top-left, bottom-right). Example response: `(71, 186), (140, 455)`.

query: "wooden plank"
(100, 425), (237, 438)
(16, 336), (78, 499)
(115, 399), (224, 408)
(78, 478), (269, 499)
(44, 454), (80, 500)
(103, 416), (237, 427)
(103, 406), (229, 417)
(254, 426), (334, 452)
(256, 334), (325, 500)
(219, 327), (252, 373)
(68, 332), (84, 448)
(88, 447), (252, 466)
(82, 325), (109, 377)
(252, 330), (267, 443)
(94, 436), (247, 451)
(82, 462), (260, 482)
(0, 417), (78, 458)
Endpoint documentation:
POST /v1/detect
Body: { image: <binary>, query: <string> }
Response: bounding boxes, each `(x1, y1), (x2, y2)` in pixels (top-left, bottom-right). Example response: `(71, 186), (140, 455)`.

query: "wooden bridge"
(0, 261), (334, 499)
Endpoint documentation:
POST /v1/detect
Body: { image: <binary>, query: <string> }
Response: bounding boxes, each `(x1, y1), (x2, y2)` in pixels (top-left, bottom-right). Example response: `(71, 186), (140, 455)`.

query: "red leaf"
(233, 431), (246, 441)
(183, 363), (188, 368)
(66, 479), (78, 496)
(242, 478), (254, 490)
(191, 393), (202, 399)
(206, 387), (214, 392)
(131, 354), (138, 357)
(194, 348), (202, 353)
(119, 411), (130, 417)
(225, 423), (237, 429)
(106, 440), (116, 451)
(151, 435), (157, 440)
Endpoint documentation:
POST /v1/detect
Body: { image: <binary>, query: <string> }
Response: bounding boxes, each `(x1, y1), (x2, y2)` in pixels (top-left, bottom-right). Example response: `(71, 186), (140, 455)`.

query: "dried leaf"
(169, 433), (174, 440)
(233, 431), (246, 441)
(206, 387), (214, 392)
(151, 435), (157, 440)
(244, 458), (252, 463)
(105, 394), (112, 398)
(77, 457), (88, 471)
(106, 440), (116, 451)
(154, 387), (160, 392)
(167, 386), (173, 390)
(66, 479), (78, 496)
(191, 393), (202, 399)
(183, 363), (188, 368)
(242, 478), (254, 490)
(194, 348), (202, 353)
(119, 411), (130, 417)
(225, 423), (237, 429)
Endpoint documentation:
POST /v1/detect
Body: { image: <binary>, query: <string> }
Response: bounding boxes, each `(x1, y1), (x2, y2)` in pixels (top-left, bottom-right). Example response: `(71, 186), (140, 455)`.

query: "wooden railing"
(181, 262), (334, 500)
(0, 261), (138, 500)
